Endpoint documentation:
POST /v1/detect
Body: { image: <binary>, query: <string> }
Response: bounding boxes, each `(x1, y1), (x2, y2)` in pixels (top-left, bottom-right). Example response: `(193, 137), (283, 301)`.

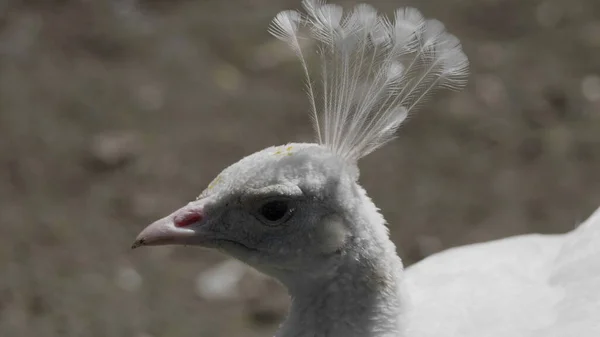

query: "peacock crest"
(269, 0), (469, 161)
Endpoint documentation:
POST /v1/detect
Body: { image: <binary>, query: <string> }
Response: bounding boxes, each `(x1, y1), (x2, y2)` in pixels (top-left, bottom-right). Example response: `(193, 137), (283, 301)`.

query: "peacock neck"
(277, 256), (404, 337)
(276, 186), (405, 337)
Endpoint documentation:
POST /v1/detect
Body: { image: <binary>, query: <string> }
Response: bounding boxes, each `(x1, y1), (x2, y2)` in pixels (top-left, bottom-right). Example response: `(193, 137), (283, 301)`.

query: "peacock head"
(132, 143), (365, 281)
(132, 0), (468, 284)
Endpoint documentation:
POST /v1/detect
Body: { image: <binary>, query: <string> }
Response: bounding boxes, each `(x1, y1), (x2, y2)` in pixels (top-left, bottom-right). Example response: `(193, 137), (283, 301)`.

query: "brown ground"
(1, 0), (600, 336)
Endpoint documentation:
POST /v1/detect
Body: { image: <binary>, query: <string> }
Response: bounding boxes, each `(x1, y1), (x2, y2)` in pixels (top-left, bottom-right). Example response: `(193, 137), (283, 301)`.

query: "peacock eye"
(258, 199), (293, 225)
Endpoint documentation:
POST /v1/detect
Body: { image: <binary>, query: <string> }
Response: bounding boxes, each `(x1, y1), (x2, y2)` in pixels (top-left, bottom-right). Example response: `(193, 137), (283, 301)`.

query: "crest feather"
(269, 0), (469, 161)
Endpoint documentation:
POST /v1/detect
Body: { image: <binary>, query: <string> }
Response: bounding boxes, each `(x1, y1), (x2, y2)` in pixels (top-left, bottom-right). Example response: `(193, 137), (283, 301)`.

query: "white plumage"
(132, 1), (600, 336)
(404, 207), (600, 337)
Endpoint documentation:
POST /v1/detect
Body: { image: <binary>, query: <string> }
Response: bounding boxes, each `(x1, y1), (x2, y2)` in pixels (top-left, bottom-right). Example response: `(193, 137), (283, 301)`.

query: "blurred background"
(1, 0), (600, 336)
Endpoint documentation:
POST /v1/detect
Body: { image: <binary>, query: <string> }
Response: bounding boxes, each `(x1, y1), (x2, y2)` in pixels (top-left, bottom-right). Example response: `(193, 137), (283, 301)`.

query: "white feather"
(269, 0), (469, 161)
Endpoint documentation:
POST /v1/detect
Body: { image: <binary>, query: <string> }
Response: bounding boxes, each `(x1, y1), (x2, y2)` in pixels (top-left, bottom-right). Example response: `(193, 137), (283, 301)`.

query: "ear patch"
(317, 214), (349, 254)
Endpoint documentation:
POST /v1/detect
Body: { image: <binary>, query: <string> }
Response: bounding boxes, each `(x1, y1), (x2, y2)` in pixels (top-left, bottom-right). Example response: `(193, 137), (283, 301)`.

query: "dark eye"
(258, 200), (292, 224)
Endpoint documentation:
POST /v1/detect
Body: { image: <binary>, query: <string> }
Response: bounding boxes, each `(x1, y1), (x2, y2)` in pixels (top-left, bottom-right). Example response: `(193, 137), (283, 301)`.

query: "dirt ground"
(1, 0), (600, 336)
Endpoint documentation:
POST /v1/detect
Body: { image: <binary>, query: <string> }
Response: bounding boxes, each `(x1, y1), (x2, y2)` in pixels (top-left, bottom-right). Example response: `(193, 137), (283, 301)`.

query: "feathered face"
(133, 143), (359, 281)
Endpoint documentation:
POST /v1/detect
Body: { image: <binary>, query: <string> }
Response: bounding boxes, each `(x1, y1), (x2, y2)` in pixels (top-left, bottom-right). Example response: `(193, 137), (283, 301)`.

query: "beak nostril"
(174, 211), (203, 228)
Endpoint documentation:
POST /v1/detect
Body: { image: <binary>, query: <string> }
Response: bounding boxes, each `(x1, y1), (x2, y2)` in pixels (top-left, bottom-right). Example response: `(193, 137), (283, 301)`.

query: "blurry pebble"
(581, 75), (600, 102)
(195, 259), (248, 301)
(89, 131), (140, 170)
(248, 305), (285, 326)
(115, 266), (142, 292)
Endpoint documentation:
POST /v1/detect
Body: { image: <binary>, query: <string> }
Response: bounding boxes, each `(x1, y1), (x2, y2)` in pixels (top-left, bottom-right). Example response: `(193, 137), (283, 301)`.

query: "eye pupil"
(260, 200), (289, 222)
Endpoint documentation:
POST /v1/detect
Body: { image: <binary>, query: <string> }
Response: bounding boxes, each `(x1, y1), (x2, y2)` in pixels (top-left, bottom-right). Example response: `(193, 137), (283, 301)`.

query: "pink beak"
(131, 202), (206, 249)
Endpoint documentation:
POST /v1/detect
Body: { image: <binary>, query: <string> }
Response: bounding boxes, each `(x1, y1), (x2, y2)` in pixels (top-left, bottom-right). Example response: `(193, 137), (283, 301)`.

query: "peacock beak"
(131, 201), (206, 249)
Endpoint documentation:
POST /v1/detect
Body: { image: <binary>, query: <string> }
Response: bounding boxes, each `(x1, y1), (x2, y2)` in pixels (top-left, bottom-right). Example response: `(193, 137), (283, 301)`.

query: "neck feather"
(276, 185), (405, 337)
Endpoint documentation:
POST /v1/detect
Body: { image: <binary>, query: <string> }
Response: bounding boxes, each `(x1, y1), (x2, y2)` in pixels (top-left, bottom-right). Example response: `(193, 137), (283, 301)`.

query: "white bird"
(132, 1), (600, 336)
